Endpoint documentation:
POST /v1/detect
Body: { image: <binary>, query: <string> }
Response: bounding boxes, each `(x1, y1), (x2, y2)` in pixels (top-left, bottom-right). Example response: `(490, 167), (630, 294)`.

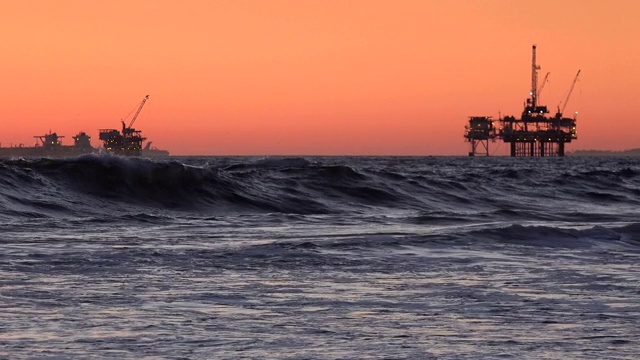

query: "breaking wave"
(0, 155), (638, 225)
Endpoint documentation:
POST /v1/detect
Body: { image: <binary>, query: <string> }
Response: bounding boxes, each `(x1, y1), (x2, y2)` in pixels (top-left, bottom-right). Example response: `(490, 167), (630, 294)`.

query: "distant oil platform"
(464, 45), (580, 157)
(0, 95), (169, 158)
(99, 95), (168, 156)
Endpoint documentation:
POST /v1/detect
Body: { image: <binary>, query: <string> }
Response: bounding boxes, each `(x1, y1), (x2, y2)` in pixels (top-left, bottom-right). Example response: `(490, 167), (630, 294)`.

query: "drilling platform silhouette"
(99, 95), (149, 156)
(464, 45), (579, 157)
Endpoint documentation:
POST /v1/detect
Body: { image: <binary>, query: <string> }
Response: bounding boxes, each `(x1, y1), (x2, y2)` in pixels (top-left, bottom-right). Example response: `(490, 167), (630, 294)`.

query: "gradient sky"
(1, 0), (638, 155)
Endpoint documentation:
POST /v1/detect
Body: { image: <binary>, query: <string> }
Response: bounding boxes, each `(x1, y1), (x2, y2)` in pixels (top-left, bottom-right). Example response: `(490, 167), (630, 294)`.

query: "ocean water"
(0, 155), (639, 359)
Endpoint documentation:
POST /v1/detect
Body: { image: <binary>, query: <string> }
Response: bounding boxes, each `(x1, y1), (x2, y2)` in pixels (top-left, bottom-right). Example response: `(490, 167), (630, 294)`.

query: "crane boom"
(128, 95), (149, 129)
(537, 72), (550, 100)
(559, 70), (581, 115)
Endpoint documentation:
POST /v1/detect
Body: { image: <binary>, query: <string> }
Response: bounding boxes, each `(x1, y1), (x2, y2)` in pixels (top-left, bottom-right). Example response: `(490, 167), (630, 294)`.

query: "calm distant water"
(1, 155), (639, 359)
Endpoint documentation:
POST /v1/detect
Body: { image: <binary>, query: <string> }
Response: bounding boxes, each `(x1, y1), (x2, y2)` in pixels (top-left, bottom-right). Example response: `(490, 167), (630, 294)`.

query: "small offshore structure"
(34, 131), (95, 156)
(0, 130), (96, 157)
(34, 131), (64, 153)
(142, 141), (170, 157)
(465, 45), (579, 156)
(72, 132), (93, 152)
(99, 95), (149, 156)
(464, 116), (497, 156)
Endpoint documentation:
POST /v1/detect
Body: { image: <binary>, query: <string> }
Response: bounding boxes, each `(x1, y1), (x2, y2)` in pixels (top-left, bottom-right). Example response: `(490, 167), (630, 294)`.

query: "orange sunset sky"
(1, 0), (638, 155)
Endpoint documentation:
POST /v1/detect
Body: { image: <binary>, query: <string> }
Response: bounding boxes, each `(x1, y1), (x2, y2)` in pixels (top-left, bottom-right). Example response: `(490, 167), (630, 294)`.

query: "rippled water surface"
(1, 156), (639, 358)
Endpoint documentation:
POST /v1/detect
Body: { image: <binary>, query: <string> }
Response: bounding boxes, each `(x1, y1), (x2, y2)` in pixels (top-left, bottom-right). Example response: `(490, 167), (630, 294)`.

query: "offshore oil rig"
(99, 95), (149, 156)
(34, 131), (93, 153)
(0, 131), (94, 157)
(464, 45), (579, 156)
(0, 94), (169, 158)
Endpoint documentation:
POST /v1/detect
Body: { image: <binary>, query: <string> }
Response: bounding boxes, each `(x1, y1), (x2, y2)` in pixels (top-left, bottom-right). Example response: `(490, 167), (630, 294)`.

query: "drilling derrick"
(495, 45), (578, 156)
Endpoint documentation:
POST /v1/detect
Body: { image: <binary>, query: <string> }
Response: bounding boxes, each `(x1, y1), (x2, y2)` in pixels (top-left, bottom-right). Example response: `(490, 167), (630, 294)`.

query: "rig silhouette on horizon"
(464, 45), (579, 157)
(0, 95), (169, 158)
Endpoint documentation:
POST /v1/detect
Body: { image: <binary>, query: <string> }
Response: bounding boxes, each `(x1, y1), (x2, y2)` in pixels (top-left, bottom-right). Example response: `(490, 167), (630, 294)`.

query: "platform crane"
(122, 95), (149, 134)
(537, 72), (550, 101)
(100, 94), (149, 156)
(557, 70), (581, 117)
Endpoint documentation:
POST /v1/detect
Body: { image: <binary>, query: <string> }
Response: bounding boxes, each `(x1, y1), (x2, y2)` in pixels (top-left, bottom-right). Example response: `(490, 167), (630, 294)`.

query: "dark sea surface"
(1, 155), (639, 359)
